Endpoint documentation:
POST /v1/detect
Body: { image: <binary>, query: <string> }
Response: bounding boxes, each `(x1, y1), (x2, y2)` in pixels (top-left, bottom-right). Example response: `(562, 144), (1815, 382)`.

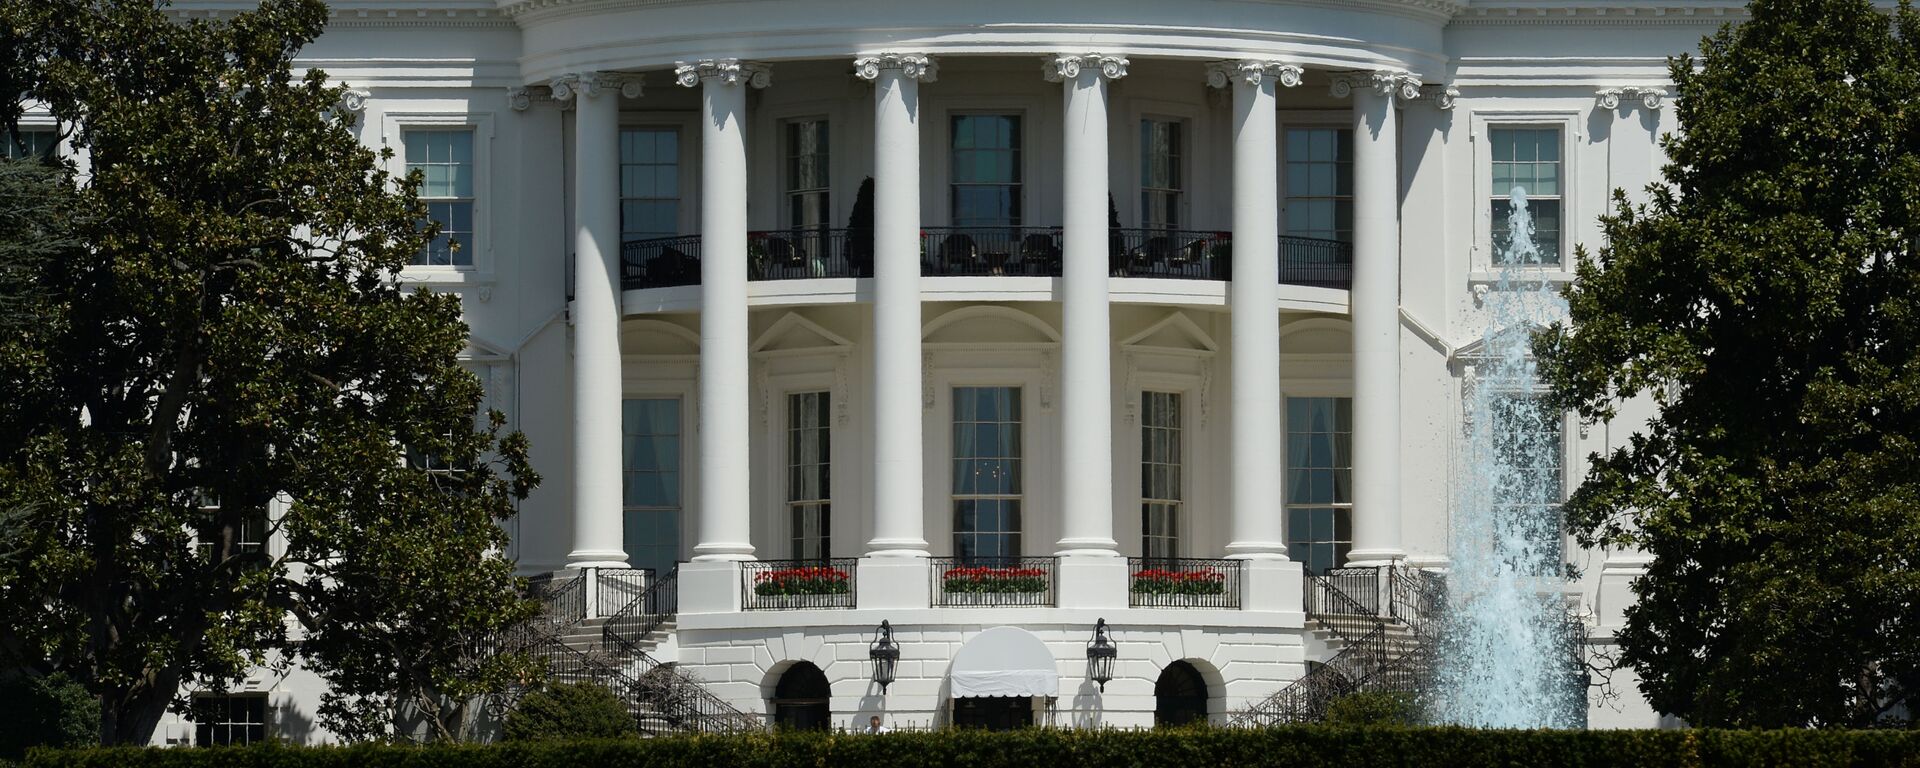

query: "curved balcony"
(615, 230), (1352, 291)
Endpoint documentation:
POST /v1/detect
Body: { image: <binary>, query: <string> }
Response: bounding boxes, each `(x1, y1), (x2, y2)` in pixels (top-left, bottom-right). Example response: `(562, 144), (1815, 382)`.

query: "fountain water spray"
(1429, 186), (1584, 728)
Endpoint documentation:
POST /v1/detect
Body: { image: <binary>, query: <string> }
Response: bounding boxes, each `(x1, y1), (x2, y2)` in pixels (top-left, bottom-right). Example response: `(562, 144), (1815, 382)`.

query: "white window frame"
(1469, 111), (1582, 279)
(763, 368), (838, 560)
(1137, 116), (1187, 231)
(781, 116), (833, 231)
(622, 355), (700, 572)
(1277, 114), (1356, 244)
(930, 98), (1042, 227)
(383, 111), (495, 283)
(927, 350), (1056, 559)
(1126, 98), (1208, 229)
(192, 693), (268, 747)
(1136, 386), (1189, 560)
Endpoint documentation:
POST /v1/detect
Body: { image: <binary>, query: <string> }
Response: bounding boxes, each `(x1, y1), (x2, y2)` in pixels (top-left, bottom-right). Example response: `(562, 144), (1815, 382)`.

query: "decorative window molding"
(382, 110), (496, 283)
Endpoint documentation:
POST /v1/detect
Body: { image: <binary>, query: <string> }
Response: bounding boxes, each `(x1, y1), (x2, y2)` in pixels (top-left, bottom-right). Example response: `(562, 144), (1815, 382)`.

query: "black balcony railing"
(614, 230), (1352, 290)
(1127, 557), (1243, 609)
(622, 234), (702, 290)
(751, 229), (870, 280)
(931, 555), (1057, 607)
(1278, 235), (1353, 288)
(741, 558), (858, 610)
(920, 226), (1063, 277)
(1109, 229), (1232, 280)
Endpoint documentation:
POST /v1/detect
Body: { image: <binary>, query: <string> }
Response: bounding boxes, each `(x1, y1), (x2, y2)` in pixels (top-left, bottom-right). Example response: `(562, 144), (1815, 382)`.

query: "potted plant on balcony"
(1131, 567), (1228, 606)
(941, 564), (1048, 605)
(752, 564), (851, 606)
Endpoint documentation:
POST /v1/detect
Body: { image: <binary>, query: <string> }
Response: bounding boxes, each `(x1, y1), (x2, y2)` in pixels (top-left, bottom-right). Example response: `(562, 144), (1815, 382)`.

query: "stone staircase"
(1230, 565), (1444, 726)
(509, 567), (760, 736)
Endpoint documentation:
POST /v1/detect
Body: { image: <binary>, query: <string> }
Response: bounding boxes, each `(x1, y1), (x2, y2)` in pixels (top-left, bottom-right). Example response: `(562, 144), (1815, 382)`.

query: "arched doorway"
(771, 662), (831, 731)
(1154, 660), (1209, 727)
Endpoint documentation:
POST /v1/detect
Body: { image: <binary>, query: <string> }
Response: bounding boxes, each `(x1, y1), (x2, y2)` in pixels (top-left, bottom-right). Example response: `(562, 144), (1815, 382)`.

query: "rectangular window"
(621, 127), (681, 242)
(787, 391), (831, 561)
(193, 694), (266, 747)
(2, 128), (56, 161)
(1283, 127), (1353, 243)
(623, 398), (682, 577)
(1489, 395), (1565, 572)
(952, 386), (1022, 562)
(404, 129), (474, 266)
(950, 115), (1022, 227)
(1140, 120), (1183, 230)
(193, 490), (268, 564)
(1285, 397), (1353, 575)
(785, 119), (830, 230)
(1140, 391), (1182, 561)
(1490, 127), (1563, 266)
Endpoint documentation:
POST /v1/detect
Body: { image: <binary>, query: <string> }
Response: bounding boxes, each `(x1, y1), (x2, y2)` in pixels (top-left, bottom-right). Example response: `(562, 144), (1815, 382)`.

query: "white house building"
(13, 0), (1747, 744)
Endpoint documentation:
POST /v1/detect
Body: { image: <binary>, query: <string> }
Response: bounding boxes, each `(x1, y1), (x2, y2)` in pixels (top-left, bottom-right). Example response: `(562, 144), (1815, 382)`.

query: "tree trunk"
(99, 673), (178, 746)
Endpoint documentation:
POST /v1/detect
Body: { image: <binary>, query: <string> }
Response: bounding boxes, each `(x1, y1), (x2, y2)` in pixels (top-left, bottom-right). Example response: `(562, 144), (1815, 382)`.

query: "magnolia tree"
(1539, 0), (1920, 728)
(0, 0), (541, 744)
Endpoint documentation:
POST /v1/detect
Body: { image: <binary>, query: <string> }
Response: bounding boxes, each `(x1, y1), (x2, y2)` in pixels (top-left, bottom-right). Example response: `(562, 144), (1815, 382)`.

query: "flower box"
(1130, 568), (1228, 596)
(752, 565), (852, 596)
(940, 565), (1049, 595)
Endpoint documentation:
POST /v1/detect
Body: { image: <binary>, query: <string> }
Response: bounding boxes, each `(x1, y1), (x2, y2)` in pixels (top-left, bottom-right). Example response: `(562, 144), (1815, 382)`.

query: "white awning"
(949, 626), (1059, 698)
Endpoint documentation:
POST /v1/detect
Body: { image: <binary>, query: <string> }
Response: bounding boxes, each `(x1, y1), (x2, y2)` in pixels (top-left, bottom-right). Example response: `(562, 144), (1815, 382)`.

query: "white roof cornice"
(498, 0), (1469, 26)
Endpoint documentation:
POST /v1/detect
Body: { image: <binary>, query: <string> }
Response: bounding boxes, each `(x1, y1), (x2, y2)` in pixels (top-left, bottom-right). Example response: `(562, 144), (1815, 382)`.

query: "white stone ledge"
(675, 606), (1308, 633)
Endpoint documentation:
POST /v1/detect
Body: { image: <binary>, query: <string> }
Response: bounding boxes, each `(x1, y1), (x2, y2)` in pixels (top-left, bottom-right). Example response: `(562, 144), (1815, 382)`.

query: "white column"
(561, 72), (638, 569)
(677, 59), (768, 561)
(1209, 61), (1300, 560)
(1340, 70), (1416, 567)
(854, 54), (935, 559)
(1048, 54), (1127, 558)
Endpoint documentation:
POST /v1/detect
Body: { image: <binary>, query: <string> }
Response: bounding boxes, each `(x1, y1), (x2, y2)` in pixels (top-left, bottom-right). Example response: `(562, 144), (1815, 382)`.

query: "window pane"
(1285, 396), (1354, 574)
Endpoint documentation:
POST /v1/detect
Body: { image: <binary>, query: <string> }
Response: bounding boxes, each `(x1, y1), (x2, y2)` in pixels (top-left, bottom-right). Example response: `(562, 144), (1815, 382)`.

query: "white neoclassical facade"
(72, 0), (1749, 744)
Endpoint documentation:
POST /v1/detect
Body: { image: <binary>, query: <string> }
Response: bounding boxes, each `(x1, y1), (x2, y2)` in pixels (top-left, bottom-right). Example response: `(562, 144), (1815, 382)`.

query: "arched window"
(1154, 660), (1209, 727)
(771, 662), (831, 731)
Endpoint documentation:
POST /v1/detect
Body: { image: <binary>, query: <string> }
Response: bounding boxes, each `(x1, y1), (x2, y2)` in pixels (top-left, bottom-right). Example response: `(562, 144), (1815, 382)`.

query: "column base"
(1241, 558), (1304, 613)
(690, 542), (755, 561)
(1056, 555), (1127, 610)
(566, 549), (630, 570)
(1222, 542), (1290, 559)
(855, 556), (931, 610)
(864, 538), (931, 559)
(677, 560), (742, 614)
(1344, 549), (1406, 568)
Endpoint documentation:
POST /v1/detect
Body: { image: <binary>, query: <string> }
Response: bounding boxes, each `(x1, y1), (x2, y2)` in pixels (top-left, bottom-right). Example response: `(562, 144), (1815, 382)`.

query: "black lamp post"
(869, 620), (899, 692)
(1086, 618), (1116, 691)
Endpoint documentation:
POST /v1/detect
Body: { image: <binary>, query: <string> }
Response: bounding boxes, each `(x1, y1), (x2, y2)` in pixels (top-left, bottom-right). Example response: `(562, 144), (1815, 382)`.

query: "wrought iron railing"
(1278, 235), (1353, 288)
(1235, 565), (1448, 727)
(1127, 557), (1242, 608)
(1316, 566), (1384, 618)
(527, 572), (587, 624)
(1232, 623), (1385, 726)
(614, 230), (1352, 289)
(594, 567), (651, 619)
(750, 229), (869, 280)
(622, 235), (702, 289)
(1109, 229), (1231, 280)
(603, 565), (678, 657)
(930, 556), (1056, 607)
(741, 558), (858, 610)
(542, 633), (763, 735)
(920, 226), (1063, 276)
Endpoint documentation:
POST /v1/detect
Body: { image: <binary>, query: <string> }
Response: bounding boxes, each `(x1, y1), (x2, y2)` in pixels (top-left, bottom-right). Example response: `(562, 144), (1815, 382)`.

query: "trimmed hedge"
(23, 728), (1920, 768)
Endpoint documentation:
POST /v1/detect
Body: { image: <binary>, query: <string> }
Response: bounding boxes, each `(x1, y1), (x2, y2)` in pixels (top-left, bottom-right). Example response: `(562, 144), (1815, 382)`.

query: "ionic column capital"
(1596, 86), (1666, 111)
(1205, 60), (1303, 89)
(548, 72), (643, 103)
(1421, 83), (1460, 111)
(674, 59), (772, 89)
(1044, 53), (1129, 83)
(1330, 69), (1423, 102)
(853, 53), (938, 83)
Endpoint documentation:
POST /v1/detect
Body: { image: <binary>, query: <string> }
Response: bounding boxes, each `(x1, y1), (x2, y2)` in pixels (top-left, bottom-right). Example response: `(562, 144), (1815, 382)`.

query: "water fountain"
(1428, 186), (1585, 728)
